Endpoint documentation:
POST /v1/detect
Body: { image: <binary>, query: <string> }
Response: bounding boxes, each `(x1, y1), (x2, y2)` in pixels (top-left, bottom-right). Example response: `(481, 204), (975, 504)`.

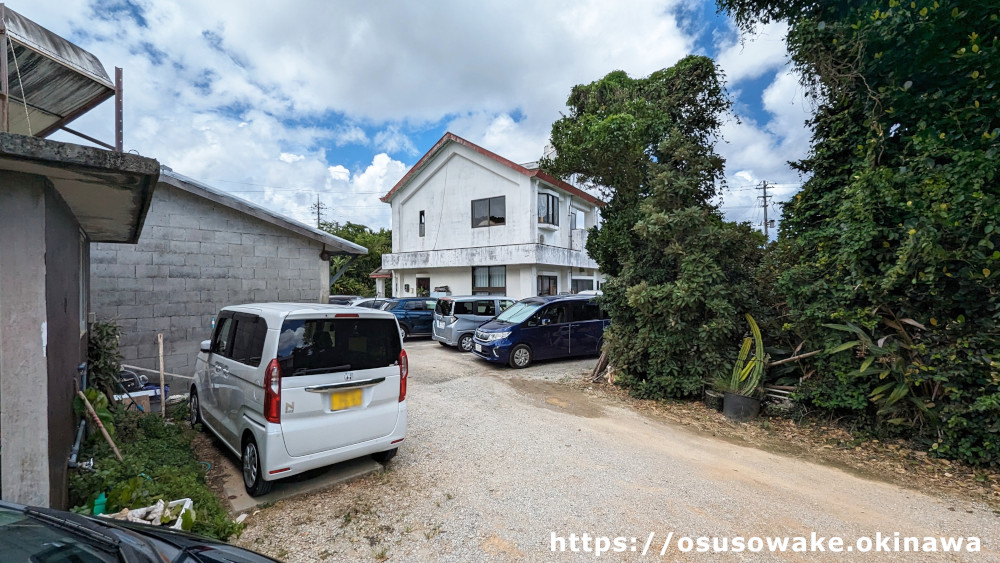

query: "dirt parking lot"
(234, 339), (999, 561)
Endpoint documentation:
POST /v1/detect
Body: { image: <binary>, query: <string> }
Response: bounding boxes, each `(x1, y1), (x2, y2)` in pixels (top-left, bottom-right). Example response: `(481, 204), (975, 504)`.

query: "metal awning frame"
(0, 3), (123, 151)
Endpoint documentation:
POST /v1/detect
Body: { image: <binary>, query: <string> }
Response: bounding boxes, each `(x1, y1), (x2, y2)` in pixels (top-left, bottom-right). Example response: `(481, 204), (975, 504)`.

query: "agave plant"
(721, 314), (769, 397)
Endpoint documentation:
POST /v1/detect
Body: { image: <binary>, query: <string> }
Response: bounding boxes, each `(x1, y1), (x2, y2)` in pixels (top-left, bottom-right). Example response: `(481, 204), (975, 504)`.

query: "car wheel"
(509, 344), (532, 369)
(189, 388), (201, 428)
(371, 448), (398, 463)
(399, 325), (409, 341)
(242, 436), (273, 497)
(458, 334), (475, 352)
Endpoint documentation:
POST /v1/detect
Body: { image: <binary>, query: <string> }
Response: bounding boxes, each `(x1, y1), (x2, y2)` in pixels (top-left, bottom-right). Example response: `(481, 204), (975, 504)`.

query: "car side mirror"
(200, 340), (212, 353)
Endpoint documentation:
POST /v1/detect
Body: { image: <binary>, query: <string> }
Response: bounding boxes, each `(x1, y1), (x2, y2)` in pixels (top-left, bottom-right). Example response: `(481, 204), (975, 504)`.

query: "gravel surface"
(235, 340), (1000, 562)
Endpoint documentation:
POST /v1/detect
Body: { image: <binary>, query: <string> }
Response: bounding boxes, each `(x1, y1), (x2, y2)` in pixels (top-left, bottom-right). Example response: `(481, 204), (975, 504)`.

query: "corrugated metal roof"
(159, 168), (368, 256)
(2, 5), (115, 138)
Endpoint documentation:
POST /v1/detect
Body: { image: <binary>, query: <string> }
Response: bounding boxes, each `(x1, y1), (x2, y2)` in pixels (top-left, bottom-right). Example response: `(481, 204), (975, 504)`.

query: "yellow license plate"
(331, 389), (363, 411)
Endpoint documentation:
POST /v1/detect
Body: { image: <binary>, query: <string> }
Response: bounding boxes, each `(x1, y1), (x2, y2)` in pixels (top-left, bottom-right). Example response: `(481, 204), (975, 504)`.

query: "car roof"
(520, 294), (598, 304)
(438, 295), (513, 301)
(220, 302), (396, 323)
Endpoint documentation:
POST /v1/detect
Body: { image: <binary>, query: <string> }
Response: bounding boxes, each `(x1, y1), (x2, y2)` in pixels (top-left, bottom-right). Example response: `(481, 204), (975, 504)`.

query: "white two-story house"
(380, 132), (604, 299)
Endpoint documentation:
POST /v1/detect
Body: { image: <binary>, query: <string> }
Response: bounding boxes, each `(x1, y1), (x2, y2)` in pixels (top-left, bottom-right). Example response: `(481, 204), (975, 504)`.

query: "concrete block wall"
(91, 183), (328, 384)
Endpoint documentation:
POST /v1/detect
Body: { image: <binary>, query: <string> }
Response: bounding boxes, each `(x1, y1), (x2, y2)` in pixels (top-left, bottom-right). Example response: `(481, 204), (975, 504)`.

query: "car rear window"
(276, 318), (401, 376)
(435, 300), (453, 316)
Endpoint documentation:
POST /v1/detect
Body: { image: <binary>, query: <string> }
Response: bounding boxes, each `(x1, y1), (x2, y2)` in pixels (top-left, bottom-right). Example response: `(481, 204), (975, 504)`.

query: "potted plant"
(718, 314), (769, 421)
(703, 379), (725, 412)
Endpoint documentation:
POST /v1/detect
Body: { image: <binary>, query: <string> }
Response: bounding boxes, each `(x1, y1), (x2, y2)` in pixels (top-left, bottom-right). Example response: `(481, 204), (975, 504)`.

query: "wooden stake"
(158, 333), (166, 418)
(77, 390), (123, 462)
(589, 350), (610, 382)
(767, 349), (822, 367)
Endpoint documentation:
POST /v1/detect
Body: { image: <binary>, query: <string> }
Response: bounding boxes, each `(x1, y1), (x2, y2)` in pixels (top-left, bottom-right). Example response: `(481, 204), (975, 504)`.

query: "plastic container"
(93, 492), (107, 515)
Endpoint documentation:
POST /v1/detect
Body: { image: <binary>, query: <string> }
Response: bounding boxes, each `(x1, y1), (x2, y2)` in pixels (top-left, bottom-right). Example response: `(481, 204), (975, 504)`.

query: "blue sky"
(21, 0), (809, 233)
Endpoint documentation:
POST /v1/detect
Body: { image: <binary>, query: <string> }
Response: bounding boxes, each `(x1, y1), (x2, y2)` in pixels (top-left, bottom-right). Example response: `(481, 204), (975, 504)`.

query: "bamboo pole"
(77, 390), (123, 461)
(767, 349), (822, 367)
(158, 333), (166, 418)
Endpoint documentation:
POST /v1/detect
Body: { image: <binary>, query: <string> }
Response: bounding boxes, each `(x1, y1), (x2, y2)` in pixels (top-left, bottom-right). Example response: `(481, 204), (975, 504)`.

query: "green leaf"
(826, 340), (861, 354)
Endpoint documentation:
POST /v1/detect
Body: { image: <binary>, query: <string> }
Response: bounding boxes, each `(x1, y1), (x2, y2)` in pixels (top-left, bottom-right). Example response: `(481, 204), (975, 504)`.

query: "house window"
(538, 193), (559, 226)
(472, 266), (506, 294)
(537, 275), (558, 296)
(571, 279), (594, 293)
(472, 196), (506, 228)
(570, 208), (585, 230)
(419, 210), (425, 237)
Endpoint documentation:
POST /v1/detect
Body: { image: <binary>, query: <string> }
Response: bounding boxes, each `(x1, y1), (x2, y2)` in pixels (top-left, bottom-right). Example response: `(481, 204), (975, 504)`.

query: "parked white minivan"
(190, 303), (407, 496)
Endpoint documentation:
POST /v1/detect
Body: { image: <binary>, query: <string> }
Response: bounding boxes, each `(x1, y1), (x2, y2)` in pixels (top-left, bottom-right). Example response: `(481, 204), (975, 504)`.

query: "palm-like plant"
(717, 314), (769, 397)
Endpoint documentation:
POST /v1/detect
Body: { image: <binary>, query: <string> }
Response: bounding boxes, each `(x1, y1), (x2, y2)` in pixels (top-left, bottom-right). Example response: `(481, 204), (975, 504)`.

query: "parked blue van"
(471, 294), (608, 368)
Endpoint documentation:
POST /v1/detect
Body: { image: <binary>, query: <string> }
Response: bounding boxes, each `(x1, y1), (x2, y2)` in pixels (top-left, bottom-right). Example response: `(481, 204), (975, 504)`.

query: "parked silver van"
(190, 303), (407, 496)
(432, 296), (515, 352)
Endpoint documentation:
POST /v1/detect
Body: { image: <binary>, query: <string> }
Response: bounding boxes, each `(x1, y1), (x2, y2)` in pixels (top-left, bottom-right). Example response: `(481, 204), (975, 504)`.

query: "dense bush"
(544, 56), (767, 399)
(718, 0), (1000, 465)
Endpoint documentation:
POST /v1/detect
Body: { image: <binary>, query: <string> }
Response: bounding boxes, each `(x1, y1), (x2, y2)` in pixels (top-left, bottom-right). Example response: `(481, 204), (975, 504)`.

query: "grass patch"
(69, 402), (242, 540)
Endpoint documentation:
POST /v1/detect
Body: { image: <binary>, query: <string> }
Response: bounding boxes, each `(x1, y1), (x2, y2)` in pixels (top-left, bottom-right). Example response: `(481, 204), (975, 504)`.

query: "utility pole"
(310, 195), (327, 228)
(757, 181), (772, 239)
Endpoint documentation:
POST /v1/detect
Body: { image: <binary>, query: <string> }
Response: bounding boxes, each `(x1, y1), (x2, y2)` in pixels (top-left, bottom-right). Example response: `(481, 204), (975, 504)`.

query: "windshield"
(277, 318), (401, 376)
(0, 507), (118, 562)
(494, 300), (544, 324)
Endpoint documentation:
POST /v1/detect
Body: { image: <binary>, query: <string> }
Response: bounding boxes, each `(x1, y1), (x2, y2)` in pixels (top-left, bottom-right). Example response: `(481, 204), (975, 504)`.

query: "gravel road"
(236, 339), (999, 562)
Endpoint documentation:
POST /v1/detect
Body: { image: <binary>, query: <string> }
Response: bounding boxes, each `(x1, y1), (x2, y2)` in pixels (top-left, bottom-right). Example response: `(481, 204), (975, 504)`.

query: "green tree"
(319, 221), (392, 297)
(717, 0), (1000, 465)
(543, 56), (767, 399)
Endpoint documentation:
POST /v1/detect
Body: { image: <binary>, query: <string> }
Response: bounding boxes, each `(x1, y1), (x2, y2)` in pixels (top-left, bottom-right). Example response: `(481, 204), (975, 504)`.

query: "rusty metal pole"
(115, 67), (123, 151)
(1, 3), (9, 133)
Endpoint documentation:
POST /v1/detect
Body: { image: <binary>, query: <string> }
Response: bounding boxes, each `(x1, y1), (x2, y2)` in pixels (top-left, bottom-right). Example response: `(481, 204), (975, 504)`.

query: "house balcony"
(382, 243), (598, 270)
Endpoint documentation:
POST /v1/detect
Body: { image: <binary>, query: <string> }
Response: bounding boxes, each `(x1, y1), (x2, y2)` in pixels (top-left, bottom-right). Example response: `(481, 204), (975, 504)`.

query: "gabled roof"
(380, 132), (603, 207)
(159, 168), (366, 256)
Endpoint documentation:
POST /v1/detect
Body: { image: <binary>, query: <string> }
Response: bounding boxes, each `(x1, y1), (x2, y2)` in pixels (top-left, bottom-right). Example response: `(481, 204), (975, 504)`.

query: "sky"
(20, 0), (811, 234)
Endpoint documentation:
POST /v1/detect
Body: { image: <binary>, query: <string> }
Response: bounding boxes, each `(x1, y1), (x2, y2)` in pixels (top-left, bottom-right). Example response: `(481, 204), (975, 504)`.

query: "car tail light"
(398, 349), (408, 402)
(335, 313), (359, 318)
(263, 358), (281, 423)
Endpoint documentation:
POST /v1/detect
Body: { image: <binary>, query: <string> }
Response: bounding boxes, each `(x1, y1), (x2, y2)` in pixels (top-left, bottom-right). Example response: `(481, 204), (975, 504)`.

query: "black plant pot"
(723, 392), (761, 422)
(704, 389), (724, 412)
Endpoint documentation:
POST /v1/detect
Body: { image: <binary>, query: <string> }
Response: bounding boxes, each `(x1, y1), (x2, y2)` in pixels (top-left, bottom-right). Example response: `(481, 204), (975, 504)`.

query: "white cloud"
(279, 153), (305, 163)
(20, 0), (808, 239)
(328, 165), (350, 183)
(717, 69), (811, 233)
(335, 125), (369, 147)
(374, 127), (417, 156)
(716, 21), (789, 85)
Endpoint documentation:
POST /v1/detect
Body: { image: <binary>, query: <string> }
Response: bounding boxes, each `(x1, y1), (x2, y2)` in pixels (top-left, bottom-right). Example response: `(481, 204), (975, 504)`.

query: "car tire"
(189, 388), (201, 428)
(371, 448), (398, 463)
(242, 436), (273, 497)
(458, 334), (475, 352)
(399, 325), (409, 341)
(509, 344), (532, 369)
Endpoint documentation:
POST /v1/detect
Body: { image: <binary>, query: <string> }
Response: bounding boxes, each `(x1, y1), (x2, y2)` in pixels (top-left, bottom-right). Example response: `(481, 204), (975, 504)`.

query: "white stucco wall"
(384, 139), (605, 300)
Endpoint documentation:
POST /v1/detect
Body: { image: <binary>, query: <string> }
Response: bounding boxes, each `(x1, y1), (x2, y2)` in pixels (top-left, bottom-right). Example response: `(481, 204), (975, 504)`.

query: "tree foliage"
(717, 0), (1000, 465)
(319, 221), (392, 297)
(544, 56), (766, 399)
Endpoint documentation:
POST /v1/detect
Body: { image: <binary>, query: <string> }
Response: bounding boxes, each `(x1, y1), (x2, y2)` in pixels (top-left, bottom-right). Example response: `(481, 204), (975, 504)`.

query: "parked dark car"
(381, 297), (437, 339)
(471, 294), (608, 368)
(0, 499), (278, 562)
